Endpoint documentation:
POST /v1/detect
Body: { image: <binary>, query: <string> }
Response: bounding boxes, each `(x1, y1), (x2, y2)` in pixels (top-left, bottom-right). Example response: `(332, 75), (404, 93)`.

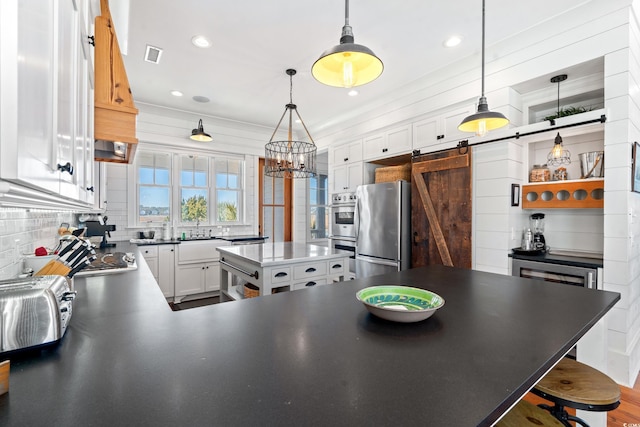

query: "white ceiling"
(119, 0), (593, 136)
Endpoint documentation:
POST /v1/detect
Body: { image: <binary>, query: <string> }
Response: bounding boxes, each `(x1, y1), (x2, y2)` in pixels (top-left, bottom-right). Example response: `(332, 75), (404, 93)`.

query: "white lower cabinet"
(158, 245), (176, 298)
(139, 245), (175, 299)
(174, 240), (227, 301)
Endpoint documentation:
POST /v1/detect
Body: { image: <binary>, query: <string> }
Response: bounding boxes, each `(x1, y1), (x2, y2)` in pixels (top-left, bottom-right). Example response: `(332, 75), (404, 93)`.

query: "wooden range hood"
(94, 0), (138, 164)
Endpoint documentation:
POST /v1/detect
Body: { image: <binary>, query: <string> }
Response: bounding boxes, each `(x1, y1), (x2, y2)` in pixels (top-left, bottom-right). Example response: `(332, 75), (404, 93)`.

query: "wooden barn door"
(411, 148), (472, 268)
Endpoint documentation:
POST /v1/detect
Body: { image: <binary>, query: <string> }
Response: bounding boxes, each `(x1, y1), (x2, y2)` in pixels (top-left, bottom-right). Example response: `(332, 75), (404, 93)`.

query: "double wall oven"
(329, 192), (357, 278)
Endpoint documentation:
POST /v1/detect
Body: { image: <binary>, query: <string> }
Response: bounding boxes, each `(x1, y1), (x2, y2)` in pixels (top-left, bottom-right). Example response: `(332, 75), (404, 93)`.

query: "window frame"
(307, 172), (329, 242)
(128, 148), (247, 228)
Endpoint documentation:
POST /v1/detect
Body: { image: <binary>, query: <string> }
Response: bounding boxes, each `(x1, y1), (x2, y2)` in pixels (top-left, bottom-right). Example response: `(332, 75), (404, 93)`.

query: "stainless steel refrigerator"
(355, 181), (411, 278)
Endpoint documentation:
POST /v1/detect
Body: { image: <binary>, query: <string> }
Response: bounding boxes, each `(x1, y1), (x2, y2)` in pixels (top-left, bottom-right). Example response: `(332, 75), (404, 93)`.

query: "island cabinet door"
(292, 279), (327, 291)
(175, 264), (206, 296)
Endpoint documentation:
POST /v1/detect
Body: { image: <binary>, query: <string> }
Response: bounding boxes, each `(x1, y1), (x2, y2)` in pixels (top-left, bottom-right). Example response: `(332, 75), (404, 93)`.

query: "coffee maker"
(85, 219), (116, 249)
(530, 213), (546, 251)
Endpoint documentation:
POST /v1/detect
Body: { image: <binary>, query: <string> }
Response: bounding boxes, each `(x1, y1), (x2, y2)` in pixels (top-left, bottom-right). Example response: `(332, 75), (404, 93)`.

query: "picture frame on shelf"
(634, 142), (640, 193)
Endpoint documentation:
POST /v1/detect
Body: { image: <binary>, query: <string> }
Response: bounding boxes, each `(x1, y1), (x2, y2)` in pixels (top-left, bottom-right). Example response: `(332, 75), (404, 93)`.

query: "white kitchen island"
(217, 242), (350, 301)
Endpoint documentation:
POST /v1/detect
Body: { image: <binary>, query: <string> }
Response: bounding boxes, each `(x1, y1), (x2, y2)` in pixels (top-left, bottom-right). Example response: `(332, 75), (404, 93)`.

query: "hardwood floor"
(523, 374), (640, 426)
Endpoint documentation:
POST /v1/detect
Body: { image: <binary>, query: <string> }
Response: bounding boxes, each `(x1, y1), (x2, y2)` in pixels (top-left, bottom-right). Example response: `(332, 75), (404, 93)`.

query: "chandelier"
(265, 69), (317, 179)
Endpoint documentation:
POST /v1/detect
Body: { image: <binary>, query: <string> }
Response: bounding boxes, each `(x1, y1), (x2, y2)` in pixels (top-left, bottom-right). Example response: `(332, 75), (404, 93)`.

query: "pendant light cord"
(481, 0), (485, 97)
(345, 0), (350, 26)
(557, 80), (561, 117)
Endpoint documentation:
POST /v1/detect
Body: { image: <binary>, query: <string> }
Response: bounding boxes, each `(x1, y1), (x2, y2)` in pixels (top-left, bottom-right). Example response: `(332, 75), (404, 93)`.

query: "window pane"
(138, 152), (155, 167)
(275, 177), (284, 204)
(263, 207), (273, 241)
(195, 171), (207, 187)
(139, 186), (170, 223)
(274, 206), (284, 242)
(181, 170), (193, 186)
(181, 155), (194, 170)
(156, 168), (170, 185)
(310, 206), (328, 239)
(264, 176), (273, 204)
(228, 174), (239, 189)
(216, 173), (227, 188)
(156, 153), (171, 169)
(139, 167), (154, 184)
(181, 189), (208, 222)
(217, 190), (238, 222)
(195, 157), (208, 171)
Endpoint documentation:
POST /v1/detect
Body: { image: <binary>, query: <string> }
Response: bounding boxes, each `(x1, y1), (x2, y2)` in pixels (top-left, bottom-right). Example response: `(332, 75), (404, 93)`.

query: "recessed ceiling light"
(191, 35), (211, 48)
(170, 90), (183, 97)
(348, 90), (359, 96)
(192, 95), (210, 103)
(443, 35), (462, 48)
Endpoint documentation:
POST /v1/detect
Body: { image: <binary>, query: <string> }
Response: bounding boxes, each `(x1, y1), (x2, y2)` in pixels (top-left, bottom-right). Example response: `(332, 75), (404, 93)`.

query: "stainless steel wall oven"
(330, 192), (357, 239)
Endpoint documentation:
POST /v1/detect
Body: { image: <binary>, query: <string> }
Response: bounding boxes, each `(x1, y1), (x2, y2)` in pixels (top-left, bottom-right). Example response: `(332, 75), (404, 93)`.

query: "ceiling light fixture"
(311, 0), (383, 88)
(458, 0), (509, 137)
(189, 119), (212, 142)
(348, 90), (358, 96)
(191, 35), (211, 48)
(265, 69), (317, 179)
(547, 74), (571, 166)
(170, 90), (183, 97)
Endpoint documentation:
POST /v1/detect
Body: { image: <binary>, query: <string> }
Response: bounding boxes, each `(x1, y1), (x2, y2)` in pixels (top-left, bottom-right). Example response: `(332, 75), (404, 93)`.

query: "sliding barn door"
(411, 148), (472, 268)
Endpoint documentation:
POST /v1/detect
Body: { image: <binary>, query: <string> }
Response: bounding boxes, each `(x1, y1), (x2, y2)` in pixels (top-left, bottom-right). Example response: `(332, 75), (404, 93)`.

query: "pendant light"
(190, 119), (212, 142)
(458, 0), (509, 137)
(311, 0), (383, 88)
(265, 69), (317, 179)
(547, 74), (571, 166)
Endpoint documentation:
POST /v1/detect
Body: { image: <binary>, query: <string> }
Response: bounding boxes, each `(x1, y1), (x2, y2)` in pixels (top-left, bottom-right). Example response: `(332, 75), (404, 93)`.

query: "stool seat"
(533, 357), (620, 411)
(497, 400), (565, 427)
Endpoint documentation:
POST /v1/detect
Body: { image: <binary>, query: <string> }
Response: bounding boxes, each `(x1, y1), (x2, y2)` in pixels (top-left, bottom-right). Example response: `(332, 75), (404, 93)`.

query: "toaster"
(0, 275), (76, 354)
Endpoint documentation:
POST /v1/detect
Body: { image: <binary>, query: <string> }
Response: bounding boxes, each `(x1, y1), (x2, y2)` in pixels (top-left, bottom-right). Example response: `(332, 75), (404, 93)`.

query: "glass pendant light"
(311, 0), (383, 88)
(265, 69), (317, 179)
(190, 119), (212, 142)
(546, 74), (571, 166)
(458, 0), (509, 136)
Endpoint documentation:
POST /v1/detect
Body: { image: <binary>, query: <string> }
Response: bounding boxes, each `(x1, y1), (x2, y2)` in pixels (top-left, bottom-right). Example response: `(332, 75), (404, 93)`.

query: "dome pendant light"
(458, 0), (509, 137)
(265, 69), (317, 179)
(311, 0), (383, 88)
(190, 119), (212, 142)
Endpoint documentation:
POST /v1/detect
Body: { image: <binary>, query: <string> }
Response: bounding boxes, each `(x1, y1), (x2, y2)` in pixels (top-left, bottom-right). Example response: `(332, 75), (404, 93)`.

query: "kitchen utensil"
(521, 228), (534, 250)
(356, 285), (445, 323)
(579, 151), (604, 178)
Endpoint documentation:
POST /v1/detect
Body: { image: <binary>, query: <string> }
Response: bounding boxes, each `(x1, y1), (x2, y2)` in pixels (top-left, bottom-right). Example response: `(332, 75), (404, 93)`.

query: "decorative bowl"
(356, 285), (445, 323)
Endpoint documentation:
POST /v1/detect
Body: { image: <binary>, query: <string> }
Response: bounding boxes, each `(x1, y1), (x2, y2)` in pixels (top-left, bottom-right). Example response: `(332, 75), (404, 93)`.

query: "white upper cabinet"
(412, 105), (474, 155)
(332, 139), (363, 165)
(363, 124), (412, 161)
(0, 0), (96, 209)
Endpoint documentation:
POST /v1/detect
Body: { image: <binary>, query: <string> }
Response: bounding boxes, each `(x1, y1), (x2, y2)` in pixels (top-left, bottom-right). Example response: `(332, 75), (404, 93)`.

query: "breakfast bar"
(0, 244), (620, 426)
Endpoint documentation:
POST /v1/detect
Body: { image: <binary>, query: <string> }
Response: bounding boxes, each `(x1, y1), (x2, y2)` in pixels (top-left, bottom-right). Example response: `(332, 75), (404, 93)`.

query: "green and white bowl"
(356, 285), (445, 323)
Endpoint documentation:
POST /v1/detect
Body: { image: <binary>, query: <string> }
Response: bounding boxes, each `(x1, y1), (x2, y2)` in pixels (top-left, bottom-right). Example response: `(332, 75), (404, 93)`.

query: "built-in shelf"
(522, 179), (604, 209)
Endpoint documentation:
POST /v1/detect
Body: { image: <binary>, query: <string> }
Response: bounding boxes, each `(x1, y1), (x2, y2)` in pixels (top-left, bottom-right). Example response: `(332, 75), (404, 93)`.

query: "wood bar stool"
(497, 400), (565, 427)
(532, 357), (620, 427)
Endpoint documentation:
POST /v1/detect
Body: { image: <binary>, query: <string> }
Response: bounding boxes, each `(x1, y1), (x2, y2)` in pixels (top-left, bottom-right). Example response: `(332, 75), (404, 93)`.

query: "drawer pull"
(332, 264), (342, 269)
(305, 267), (317, 273)
(275, 272), (288, 278)
(305, 281), (316, 287)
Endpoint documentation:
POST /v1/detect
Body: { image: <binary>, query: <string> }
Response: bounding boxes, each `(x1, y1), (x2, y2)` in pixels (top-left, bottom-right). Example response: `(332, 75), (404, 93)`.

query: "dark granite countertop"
(0, 243), (619, 426)
(133, 235), (267, 246)
(509, 250), (604, 269)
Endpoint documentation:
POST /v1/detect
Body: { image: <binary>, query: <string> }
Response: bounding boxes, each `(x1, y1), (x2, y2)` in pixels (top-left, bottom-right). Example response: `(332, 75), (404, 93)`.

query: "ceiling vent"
(144, 45), (163, 64)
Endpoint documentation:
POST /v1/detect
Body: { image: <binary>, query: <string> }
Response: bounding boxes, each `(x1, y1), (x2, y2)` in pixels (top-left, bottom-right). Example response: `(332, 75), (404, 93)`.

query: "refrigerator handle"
(354, 197), (360, 241)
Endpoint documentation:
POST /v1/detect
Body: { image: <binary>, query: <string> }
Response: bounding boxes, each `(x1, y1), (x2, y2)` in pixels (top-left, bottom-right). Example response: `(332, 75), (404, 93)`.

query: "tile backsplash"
(0, 208), (75, 280)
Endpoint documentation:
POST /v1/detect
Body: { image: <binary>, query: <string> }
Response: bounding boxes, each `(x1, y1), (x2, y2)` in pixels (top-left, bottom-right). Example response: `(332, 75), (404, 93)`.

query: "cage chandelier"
(264, 69), (317, 179)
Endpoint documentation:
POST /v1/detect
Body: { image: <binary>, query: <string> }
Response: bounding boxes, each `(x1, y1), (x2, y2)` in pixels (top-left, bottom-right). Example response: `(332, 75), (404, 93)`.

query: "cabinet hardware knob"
(57, 162), (74, 175)
(437, 134), (444, 140)
(305, 267), (316, 273)
(382, 148), (388, 153)
(332, 264), (342, 269)
(86, 186), (94, 192)
(305, 281), (316, 287)
(88, 35), (95, 46)
(344, 157), (349, 162)
(275, 272), (288, 278)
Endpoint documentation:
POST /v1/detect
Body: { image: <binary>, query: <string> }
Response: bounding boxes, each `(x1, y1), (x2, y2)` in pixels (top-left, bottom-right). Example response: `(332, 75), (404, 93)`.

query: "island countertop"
(217, 241), (345, 266)
(0, 243), (620, 426)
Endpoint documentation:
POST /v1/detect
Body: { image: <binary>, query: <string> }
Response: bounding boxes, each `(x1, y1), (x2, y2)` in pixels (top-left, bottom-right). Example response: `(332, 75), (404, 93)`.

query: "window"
(180, 155), (208, 223)
(131, 150), (245, 227)
(309, 173), (328, 240)
(215, 159), (242, 223)
(137, 152), (171, 224)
